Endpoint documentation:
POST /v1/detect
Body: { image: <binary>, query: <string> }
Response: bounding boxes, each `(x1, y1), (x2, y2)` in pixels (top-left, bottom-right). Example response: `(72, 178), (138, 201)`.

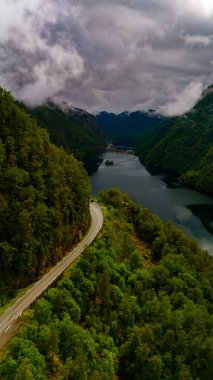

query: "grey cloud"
(0, 0), (213, 114)
(183, 34), (213, 46)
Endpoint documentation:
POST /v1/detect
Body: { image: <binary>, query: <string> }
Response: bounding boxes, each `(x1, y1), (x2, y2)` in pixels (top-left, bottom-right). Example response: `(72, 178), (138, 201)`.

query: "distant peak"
(59, 101), (77, 113)
(97, 109), (162, 117)
(57, 101), (88, 115)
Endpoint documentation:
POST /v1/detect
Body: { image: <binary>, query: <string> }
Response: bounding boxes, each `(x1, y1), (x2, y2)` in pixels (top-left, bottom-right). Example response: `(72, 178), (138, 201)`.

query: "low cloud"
(0, 0), (213, 113)
(159, 82), (203, 116)
(183, 34), (212, 46)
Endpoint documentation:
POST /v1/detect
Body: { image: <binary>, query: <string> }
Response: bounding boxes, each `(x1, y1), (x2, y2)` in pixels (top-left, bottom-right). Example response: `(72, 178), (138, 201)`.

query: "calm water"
(90, 152), (213, 254)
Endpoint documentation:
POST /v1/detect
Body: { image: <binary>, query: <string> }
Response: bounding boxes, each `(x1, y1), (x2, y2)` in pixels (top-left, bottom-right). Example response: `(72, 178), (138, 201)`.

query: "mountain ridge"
(19, 100), (106, 165)
(136, 88), (213, 194)
(0, 88), (91, 294)
(96, 110), (163, 146)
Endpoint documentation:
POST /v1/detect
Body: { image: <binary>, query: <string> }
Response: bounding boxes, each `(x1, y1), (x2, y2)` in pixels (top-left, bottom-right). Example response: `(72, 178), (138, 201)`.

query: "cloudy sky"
(1, 0), (213, 115)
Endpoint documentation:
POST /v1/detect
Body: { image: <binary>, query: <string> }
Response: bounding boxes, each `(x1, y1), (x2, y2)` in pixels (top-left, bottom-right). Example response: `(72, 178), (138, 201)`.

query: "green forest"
(136, 91), (213, 194)
(0, 88), (91, 298)
(1, 189), (212, 379)
(96, 111), (162, 146)
(22, 102), (106, 164)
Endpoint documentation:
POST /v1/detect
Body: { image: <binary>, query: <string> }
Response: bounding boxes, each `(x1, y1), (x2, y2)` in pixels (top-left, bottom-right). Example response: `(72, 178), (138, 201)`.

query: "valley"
(90, 152), (213, 253)
(1, 1), (213, 378)
(0, 87), (212, 379)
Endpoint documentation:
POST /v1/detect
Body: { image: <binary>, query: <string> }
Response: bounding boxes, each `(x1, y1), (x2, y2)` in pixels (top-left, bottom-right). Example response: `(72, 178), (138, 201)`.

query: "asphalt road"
(0, 201), (103, 349)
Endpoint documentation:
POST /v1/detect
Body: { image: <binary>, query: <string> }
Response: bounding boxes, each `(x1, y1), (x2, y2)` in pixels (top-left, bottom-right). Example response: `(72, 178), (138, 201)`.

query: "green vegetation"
(1, 189), (212, 379)
(105, 160), (114, 166)
(0, 88), (91, 300)
(22, 101), (106, 164)
(96, 111), (163, 146)
(136, 92), (213, 194)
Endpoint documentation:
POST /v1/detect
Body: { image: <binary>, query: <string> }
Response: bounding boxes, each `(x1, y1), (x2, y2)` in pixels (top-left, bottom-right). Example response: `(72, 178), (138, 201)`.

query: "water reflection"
(90, 152), (213, 254)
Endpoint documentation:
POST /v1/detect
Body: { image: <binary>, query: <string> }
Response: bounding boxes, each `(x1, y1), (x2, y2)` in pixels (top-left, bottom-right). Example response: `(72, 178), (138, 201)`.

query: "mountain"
(20, 101), (106, 164)
(0, 88), (91, 294)
(136, 87), (213, 194)
(96, 110), (163, 146)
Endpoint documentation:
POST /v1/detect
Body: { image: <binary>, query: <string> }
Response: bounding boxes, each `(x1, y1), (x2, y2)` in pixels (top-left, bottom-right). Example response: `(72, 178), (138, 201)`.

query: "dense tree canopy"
(1, 189), (212, 379)
(136, 92), (213, 194)
(21, 101), (106, 165)
(0, 88), (91, 296)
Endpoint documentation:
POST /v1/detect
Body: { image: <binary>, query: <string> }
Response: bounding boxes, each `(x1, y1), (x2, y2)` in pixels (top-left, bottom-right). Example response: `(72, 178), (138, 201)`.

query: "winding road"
(0, 201), (103, 349)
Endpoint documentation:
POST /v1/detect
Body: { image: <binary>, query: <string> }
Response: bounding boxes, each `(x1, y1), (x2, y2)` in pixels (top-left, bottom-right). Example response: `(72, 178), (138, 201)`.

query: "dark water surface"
(90, 152), (213, 254)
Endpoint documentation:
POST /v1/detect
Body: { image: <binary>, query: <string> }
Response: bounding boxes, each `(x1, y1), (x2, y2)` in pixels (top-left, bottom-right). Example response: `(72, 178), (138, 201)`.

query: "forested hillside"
(1, 189), (212, 379)
(96, 110), (163, 146)
(22, 101), (106, 164)
(136, 89), (213, 194)
(0, 88), (90, 297)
